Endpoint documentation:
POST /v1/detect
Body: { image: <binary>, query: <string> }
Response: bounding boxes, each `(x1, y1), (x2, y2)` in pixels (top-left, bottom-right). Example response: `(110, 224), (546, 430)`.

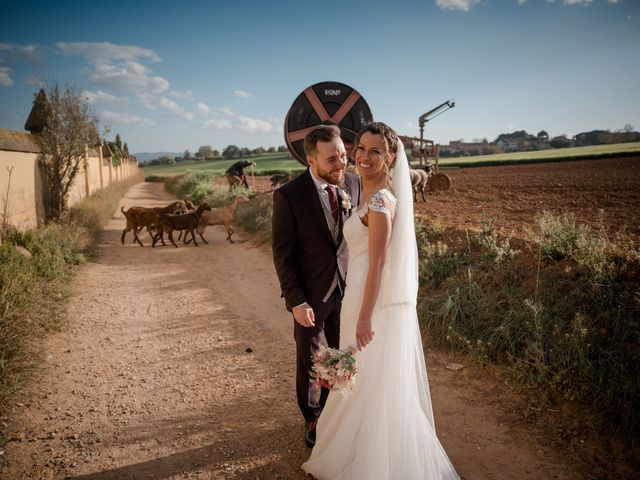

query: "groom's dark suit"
(272, 169), (360, 422)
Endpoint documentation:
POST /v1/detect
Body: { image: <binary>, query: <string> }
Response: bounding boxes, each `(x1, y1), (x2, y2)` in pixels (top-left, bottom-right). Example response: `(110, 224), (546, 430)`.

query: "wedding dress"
(302, 144), (459, 480)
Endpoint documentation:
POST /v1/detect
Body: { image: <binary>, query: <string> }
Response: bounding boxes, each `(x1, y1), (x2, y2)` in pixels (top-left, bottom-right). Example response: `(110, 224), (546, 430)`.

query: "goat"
(190, 195), (249, 244)
(121, 201), (186, 247)
(270, 173), (291, 190)
(153, 203), (212, 248)
(409, 169), (429, 202)
(414, 163), (435, 176)
(408, 164), (436, 202)
(270, 172), (301, 190)
(176, 200), (198, 242)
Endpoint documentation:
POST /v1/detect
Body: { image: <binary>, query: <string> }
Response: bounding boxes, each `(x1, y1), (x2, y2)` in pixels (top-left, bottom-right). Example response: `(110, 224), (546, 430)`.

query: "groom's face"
(307, 138), (347, 186)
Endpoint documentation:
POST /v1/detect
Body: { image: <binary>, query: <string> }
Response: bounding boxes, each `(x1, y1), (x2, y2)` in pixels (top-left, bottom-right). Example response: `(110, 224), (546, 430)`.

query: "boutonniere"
(339, 189), (352, 212)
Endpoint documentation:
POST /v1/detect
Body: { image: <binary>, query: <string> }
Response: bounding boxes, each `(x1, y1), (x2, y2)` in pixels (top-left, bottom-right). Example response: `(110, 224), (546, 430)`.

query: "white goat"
(409, 169), (429, 202)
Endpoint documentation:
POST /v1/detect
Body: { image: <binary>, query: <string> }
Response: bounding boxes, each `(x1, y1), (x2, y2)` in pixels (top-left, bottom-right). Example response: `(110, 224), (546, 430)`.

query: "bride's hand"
(356, 318), (374, 351)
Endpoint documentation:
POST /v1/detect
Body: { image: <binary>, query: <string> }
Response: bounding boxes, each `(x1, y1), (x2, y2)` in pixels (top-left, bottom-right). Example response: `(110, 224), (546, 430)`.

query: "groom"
(272, 124), (360, 447)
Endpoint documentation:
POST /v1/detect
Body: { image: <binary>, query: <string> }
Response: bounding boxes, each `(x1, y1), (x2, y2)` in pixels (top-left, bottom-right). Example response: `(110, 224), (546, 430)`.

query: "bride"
(302, 122), (459, 479)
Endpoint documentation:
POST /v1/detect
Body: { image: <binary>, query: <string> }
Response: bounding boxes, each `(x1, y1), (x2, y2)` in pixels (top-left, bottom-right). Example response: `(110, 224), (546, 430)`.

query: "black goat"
(153, 203), (212, 248)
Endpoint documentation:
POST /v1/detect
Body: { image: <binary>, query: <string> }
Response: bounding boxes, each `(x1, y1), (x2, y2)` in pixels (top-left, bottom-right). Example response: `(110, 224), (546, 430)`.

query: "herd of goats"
(120, 195), (248, 248)
(121, 162), (436, 248)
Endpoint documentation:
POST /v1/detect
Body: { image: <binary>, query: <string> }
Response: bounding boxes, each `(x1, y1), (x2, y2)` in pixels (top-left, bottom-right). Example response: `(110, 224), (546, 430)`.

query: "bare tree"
(32, 84), (100, 222)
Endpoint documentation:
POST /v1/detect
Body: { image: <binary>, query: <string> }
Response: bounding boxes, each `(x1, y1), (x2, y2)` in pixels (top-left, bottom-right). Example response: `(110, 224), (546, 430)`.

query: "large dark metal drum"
(284, 81), (373, 165)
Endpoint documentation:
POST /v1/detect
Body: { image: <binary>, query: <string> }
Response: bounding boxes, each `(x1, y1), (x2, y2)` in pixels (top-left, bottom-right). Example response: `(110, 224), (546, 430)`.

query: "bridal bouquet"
(312, 344), (358, 396)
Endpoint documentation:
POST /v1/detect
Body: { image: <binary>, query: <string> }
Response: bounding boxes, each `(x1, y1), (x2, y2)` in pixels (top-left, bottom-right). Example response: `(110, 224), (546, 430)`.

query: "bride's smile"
(355, 131), (396, 183)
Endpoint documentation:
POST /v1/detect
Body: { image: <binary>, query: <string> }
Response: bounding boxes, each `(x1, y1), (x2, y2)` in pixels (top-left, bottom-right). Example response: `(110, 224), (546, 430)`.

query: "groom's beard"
(316, 166), (344, 186)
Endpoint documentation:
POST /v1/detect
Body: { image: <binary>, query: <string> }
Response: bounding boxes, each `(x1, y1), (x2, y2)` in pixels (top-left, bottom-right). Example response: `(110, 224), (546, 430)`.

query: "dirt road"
(2, 182), (580, 479)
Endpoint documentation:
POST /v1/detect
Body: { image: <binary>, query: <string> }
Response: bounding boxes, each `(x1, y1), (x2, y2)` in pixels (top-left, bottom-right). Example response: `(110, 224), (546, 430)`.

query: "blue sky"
(1, 0), (638, 154)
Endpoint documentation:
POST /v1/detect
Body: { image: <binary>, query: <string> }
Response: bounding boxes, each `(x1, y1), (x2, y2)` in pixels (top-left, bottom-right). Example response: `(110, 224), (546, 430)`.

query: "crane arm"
(419, 100), (455, 126)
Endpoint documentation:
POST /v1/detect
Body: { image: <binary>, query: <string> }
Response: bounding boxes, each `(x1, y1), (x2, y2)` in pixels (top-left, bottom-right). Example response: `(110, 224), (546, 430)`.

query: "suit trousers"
(293, 289), (342, 422)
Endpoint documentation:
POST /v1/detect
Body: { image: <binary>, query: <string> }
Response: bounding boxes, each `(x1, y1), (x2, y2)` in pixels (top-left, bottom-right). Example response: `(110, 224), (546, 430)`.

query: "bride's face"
(355, 132), (395, 181)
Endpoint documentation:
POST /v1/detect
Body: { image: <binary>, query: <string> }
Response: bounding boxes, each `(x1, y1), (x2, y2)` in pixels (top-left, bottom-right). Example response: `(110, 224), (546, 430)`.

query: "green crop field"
(438, 142), (640, 167)
(139, 142), (640, 178)
(140, 152), (305, 178)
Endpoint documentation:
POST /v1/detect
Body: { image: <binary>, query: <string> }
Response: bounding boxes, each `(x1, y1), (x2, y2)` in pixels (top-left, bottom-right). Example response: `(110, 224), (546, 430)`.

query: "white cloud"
(517, 0), (528, 5)
(0, 43), (43, 63)
(137, 92), (157, 109)
(234, 90), (253, 98)
(82, 89), (129, 107)
(90, 60), (169, 93)
(169, 89), (194, 100)
(136, 92), (193, 119)
(202, 118), (232, 130)
(158, 96), (193, 119)
(562, 0), (592, 5)
(0, 66), (14, 87)
(435, 0), (481, 12)
(101, 111), (154, 126)
(0, 43), (43, 87)
(607, 0), (619, 3)
(196, 102), (211, 114)
(219, 106), (233, 116)
(235, 116), (272, 133)
(55, 42), (161, 62)
(55, 42), (169, 93)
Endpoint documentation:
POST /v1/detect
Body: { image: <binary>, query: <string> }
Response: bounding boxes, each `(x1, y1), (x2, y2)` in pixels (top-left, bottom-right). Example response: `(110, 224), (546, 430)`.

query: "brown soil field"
(1, 157), (638, 479)
(414, 156), (640, 241)
(243, 156), (639, 240)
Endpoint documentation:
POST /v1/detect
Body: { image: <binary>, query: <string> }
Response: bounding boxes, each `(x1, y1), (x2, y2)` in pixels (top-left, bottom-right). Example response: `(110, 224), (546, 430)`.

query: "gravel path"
(1, 182), (579, 479)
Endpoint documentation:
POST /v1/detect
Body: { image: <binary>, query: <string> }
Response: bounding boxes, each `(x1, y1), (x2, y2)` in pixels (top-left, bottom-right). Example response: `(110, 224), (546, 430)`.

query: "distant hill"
(133, 151), (182, 163)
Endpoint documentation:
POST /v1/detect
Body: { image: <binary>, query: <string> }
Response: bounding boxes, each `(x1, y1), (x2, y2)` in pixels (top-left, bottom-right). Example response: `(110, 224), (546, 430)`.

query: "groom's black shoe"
(304, 419), (317, 448)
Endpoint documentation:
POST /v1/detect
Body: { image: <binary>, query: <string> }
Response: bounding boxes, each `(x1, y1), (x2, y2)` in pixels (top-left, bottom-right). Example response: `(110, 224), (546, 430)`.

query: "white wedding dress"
(302, 179), (459, 478)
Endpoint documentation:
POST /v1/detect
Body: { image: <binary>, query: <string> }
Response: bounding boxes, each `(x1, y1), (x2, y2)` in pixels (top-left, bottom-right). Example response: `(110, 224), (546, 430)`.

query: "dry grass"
(418, 212), (640, 435)
(0, 176), (140, 443)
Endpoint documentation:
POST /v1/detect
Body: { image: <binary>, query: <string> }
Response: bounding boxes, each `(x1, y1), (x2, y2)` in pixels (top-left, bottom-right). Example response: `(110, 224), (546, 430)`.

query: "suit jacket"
(272, 169), (360, 315)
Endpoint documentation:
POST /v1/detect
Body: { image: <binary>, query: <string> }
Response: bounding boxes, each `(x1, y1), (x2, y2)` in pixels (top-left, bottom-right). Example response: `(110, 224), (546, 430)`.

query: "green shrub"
(529, 211), (586, 260)
(473, 217), (518, 265)
(415, 220), (461, 287)
(176, 172), (217, 202)
(203, 185), (249, 208)
(144, 175), (166, 183)
(235, 193), (273, 242)
(418, 212), (640, 434)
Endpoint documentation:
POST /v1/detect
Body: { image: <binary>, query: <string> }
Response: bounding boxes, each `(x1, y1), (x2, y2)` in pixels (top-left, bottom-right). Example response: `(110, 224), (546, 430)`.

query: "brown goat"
(121, 201), (186, 247)
(190, 195), (249, 244)
(153, 203), (212, 248)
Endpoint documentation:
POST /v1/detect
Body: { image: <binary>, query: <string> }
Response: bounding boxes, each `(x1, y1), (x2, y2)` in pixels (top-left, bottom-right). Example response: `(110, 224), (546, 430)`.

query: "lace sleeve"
(361, 189), (397, 217)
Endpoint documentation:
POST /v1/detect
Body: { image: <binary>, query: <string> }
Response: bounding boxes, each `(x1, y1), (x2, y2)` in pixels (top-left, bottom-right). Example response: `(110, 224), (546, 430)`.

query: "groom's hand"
(293, 303), (315, 328)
